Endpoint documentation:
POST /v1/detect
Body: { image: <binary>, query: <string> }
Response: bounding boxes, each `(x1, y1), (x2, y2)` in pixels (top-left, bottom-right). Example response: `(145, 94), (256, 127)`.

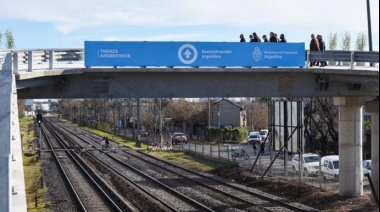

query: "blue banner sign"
(85, 41), (305, 67)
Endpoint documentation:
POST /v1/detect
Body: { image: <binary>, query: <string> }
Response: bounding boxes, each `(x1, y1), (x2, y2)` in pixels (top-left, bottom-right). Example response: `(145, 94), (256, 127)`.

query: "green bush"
(205, 127), (248, 143)
(328, 32), (338, 50)
(341, 31), (351, 50)
(355, 32), (367, 51)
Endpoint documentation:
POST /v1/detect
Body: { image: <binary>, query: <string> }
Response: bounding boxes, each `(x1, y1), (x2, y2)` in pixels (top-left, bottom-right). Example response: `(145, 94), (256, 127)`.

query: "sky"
(0, 0), (379, 50)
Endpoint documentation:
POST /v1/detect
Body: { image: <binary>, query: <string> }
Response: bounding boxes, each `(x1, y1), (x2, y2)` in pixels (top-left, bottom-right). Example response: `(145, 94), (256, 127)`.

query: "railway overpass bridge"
(1, 46), (379, 211)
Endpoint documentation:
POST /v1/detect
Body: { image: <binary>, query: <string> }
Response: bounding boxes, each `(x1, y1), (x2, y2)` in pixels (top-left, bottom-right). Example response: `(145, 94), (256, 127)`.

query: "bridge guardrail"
(306, 50), (379, 69)
(4, 49), (379, 73)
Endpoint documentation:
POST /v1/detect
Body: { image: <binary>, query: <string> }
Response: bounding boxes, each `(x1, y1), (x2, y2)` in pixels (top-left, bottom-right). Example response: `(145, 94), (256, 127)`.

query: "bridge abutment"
(334, 97), (368, 197)
(365, 100), (379, 205)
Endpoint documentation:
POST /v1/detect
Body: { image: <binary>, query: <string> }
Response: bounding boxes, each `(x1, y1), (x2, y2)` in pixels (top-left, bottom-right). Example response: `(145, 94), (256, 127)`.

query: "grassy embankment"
(20, 117), (49, 211)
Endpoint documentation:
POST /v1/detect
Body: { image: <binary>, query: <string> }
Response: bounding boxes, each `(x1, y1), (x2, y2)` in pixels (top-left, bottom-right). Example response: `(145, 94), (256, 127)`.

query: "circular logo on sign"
(252, 47), (262, 62)
(178, 44), (198, 64)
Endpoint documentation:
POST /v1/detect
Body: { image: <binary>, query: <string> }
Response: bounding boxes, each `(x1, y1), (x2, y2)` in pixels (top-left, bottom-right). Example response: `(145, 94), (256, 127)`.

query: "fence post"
(28, 50), (33, 72)
(13, 52), (18, 74)
(49, 50), (54, 70)
(350, 51), (355, 69)
(306, 50), (310, 67)
(227, 144), (230, 161)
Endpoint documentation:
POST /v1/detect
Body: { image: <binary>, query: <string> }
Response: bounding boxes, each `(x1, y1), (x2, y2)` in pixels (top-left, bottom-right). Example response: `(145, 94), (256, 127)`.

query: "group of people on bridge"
(239, 32), (328, 67)
(240, 32), (287, 43)
(309, 33), (327, 67)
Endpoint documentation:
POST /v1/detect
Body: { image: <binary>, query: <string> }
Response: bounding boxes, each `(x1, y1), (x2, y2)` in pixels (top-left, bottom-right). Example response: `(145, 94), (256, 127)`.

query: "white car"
(321, 155), (339, 181)
(363, 160), (372, 177)
(259, 129), (269, 141)
(292, 153), (320, 176)
(247, 131), (261, 145)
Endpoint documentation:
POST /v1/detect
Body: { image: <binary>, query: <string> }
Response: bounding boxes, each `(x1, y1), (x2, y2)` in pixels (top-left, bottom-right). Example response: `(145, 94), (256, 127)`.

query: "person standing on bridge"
(249, 34), (254, 42)
(269, 32), (277, 42)
(280, 34), (287, 43)
(309, 34), (320, 67)
(317, 35), (327, 67)
(240, 34), (246, 42)
(262, 35), (269, 42)
(252, 32), (261, 42)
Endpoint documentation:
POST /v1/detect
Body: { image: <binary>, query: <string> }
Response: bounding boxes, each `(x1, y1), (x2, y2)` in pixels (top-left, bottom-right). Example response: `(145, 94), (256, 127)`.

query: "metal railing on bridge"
(4, 49), (379, 73)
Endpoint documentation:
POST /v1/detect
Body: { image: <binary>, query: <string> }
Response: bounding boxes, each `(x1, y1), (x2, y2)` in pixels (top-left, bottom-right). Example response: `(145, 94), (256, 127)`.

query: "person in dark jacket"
(274, 33), (280, 42)
(309, 34), (320, 67)
(249, 34), (254, 42)
(105, 137), (109, 149)
(280, 34), (287, 42)
(317, 35), (327, 67)
(240, 34), (246, 42)
(269, 32), (277, 42)
(252, 32), (260, 42)
(262, 35), (269, 42)
(254, 32), (262, 42)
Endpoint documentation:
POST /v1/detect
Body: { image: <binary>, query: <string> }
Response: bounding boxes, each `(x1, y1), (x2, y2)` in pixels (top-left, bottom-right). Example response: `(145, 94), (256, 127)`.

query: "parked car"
(171, 132), (187, 144)
(321, 155), (339, 181)
(259, 129), (269, 141)
(247, 131), (261, 145)
(292, 153), (320, 176)
(139, 130), (150, 137)
(363, 160), (372, 177)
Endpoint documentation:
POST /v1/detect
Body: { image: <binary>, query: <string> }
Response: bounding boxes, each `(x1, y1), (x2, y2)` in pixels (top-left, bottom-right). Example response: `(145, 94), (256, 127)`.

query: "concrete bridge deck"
(1, 49), (379, 211)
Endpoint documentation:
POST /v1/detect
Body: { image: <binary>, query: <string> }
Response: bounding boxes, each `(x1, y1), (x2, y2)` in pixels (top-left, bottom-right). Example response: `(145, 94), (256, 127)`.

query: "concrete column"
(334, 97), (368, 197)
(365, 100), (379, 205)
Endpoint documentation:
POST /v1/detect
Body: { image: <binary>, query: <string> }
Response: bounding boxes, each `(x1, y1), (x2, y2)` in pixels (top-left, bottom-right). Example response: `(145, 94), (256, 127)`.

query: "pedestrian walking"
(105, 137), (109, 149)
(100, 137), (106, 150)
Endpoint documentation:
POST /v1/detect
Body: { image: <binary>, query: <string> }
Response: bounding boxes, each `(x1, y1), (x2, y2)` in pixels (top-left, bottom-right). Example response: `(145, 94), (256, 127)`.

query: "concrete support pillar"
(334, 97), (368, 197)
(365, 100), (379, 205)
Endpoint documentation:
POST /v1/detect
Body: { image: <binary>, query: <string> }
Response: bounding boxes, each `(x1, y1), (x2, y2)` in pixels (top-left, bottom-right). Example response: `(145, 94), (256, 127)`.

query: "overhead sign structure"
(85, 41), (305, 67)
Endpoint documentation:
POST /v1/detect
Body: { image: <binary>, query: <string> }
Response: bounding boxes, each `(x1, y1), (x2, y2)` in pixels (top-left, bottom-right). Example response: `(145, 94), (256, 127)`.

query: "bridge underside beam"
(16, 68), (378, 99)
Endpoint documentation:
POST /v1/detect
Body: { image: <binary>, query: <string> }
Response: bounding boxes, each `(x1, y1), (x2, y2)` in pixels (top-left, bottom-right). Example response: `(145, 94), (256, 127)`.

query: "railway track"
(43, 117), (319, 211)
(41, 123), (132, 211)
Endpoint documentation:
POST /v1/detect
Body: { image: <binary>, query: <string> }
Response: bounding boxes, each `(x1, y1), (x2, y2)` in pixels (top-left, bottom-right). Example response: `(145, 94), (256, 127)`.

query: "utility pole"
(367, 0), (373, 53)
(251, 99), (254, 132)
(217, 104), (220, 128)
(159, 98), (163, 145)
(208, 98), (211, 128)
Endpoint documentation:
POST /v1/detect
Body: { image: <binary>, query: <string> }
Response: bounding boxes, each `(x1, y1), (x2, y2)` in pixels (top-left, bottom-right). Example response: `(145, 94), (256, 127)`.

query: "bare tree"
(165, 100), (208, 127)
(241, 98), (269, 131)
(289, 97), (339, 156)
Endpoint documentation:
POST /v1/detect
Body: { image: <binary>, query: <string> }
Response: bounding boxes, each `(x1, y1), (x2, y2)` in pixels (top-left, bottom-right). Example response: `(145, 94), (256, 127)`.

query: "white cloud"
(1, 0), (378, 34)
(0, 0), (378, 50)
(104, 33), (206, 42)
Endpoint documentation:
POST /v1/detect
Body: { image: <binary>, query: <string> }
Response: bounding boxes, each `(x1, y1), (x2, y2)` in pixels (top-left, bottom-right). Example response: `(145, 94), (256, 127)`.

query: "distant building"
(210, 98), (246, 128)
(24, 99), (59, 116)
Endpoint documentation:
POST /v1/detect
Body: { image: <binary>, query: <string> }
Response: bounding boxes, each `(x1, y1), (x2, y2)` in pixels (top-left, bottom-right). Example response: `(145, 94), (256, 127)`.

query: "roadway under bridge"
(1, 49), (379, 211)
